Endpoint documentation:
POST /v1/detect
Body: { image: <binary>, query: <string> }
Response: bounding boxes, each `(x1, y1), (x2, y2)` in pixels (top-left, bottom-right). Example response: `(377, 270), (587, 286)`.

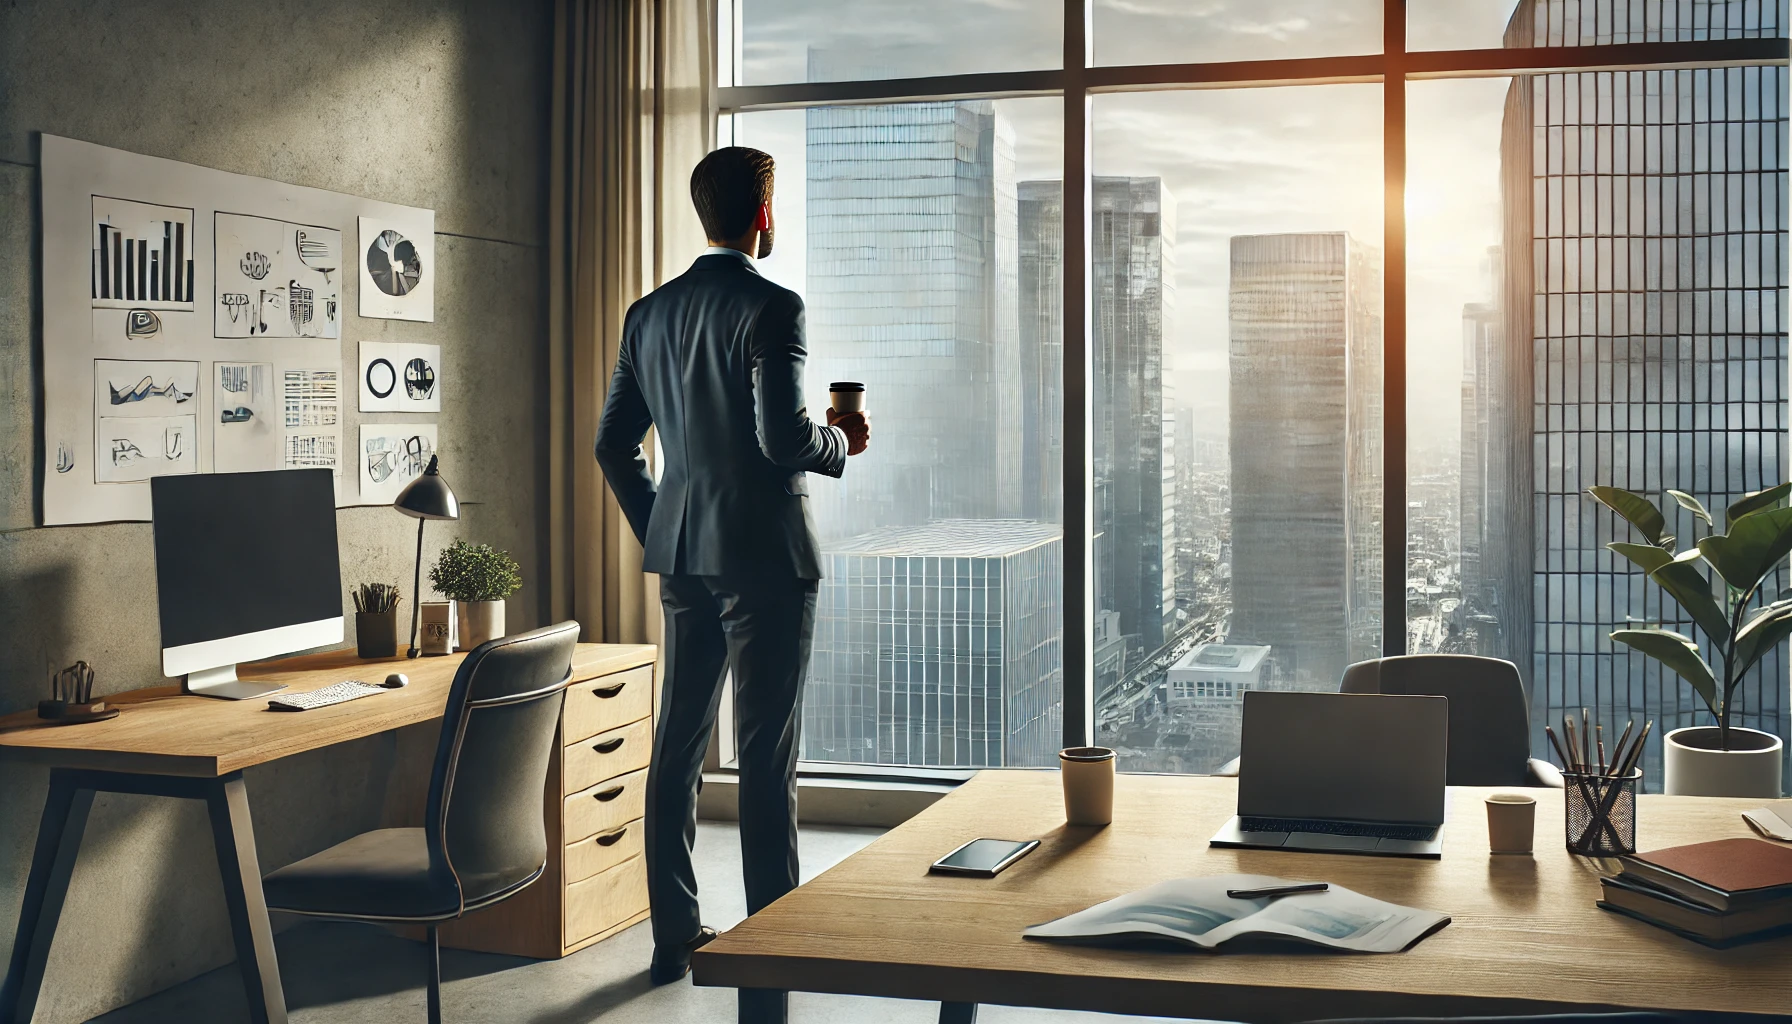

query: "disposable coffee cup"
(829, 381), (865, 415)
(1060, 746), (1116, 827)
(1485, 792), (1537, 854)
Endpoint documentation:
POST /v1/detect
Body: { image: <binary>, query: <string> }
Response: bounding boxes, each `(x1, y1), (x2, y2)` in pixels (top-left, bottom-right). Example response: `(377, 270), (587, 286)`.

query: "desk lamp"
(394, 454), (459, 658)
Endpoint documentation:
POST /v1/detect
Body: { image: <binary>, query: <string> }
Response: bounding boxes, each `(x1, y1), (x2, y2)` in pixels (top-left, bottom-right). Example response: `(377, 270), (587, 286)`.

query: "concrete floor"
(91, 822), (1186, 1024)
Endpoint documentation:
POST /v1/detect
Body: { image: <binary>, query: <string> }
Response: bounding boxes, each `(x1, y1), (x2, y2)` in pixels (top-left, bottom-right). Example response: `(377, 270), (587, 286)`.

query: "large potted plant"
(1589, 484), (1791, 797)
(429, 540), (522, 650)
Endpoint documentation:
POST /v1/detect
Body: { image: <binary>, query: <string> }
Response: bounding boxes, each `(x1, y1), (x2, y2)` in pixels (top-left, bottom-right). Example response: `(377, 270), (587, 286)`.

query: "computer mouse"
(381, 673), (409, 689)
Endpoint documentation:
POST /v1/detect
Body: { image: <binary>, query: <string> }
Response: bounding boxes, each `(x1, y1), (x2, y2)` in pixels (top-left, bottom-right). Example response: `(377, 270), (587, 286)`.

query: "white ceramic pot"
(456, 600), (506, 651)
(1662, 726), (1783, 798)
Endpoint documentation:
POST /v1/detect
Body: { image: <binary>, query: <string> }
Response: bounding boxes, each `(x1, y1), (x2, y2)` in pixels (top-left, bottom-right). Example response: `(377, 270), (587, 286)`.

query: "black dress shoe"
(650, 925), (718, 985)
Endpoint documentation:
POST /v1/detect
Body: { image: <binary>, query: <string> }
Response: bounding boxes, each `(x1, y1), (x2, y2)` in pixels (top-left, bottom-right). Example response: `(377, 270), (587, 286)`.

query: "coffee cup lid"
(829, 382), (865, 391)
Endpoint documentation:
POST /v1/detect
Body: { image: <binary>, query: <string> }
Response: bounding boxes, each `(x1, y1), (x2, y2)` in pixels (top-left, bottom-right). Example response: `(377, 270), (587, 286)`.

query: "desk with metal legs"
(696, 771), (1791, 1023)
(0, 644), (647, 1024)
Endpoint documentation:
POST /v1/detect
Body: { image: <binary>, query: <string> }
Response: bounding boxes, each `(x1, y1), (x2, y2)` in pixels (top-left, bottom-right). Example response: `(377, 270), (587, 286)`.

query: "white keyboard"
(267, 680), (386, 712)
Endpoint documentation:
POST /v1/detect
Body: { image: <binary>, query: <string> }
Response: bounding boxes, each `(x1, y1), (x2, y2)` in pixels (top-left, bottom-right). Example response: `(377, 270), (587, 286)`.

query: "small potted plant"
(429, 540), (522, 650)
(1588, 483), (1791, 798)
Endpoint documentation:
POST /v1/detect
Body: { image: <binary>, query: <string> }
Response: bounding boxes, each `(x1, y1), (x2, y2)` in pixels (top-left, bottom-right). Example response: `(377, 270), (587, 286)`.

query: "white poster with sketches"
(39, 134), (436, 523)
(357, 341), (441, 412)
(359, 422), (437, 504)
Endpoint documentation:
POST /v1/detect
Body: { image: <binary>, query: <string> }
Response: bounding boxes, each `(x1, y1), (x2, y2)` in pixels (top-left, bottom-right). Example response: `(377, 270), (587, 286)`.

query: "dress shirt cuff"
(820, 425), (848, 478)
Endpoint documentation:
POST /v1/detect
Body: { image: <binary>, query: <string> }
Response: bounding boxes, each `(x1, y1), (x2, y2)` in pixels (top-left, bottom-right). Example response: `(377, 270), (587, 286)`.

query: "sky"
(728, 0), (1528, 448)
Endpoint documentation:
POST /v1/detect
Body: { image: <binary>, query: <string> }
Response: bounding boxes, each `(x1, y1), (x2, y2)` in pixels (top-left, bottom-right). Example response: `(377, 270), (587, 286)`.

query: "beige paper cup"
(830, 382), (865, 414)
(1060, 746), (1116, 826)
(1486, 792), (1537, 854)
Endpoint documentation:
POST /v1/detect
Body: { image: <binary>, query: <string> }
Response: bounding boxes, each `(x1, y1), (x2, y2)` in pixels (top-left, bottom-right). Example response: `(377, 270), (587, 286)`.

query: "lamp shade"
(394, 455), (460, 520)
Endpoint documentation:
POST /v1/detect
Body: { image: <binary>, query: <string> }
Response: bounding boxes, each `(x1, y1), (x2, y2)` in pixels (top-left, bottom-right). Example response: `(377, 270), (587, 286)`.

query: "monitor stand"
(184, 664), (288, 701)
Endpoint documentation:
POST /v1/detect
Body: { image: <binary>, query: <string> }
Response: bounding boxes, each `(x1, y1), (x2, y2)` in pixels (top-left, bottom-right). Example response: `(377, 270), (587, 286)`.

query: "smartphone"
(928, 838), (1040, 878)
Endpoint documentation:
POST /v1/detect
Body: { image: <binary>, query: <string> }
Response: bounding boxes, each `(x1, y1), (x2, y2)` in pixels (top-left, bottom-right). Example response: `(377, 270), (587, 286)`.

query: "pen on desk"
(1226, 883), (1329, 900)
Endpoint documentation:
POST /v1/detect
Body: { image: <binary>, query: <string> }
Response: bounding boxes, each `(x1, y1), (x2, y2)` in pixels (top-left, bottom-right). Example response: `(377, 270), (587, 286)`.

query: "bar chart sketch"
(91, 196), (195, 311)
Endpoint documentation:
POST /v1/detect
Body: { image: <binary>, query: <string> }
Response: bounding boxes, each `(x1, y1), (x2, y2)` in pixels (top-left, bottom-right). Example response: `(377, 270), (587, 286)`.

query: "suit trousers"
(646, 571), (817, 1024)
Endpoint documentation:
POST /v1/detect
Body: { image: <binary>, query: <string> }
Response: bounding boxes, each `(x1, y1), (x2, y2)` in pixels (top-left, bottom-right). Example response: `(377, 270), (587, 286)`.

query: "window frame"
(714, 0), (1789, 770)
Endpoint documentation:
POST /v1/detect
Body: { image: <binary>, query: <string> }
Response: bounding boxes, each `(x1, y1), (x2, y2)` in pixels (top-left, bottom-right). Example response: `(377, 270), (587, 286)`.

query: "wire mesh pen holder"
(1563, 768), (1641, 856)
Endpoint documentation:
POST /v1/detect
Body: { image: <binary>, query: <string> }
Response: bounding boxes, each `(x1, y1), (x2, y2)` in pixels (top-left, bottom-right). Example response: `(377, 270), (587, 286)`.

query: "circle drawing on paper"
(366, 229), (422, 297)
(366, 357), (397, 399)
(404, 357), (436, 400)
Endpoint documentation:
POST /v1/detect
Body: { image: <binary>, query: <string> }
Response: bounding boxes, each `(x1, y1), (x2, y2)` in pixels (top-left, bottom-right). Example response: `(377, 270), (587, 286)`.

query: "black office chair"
(1216, 655), (1561, 788)
(261, 620), (581, 1023)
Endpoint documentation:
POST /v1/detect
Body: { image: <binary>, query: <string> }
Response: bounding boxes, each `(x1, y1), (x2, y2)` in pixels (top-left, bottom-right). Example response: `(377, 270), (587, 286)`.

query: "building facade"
(1228, 231), (1384, 690)
(800, 521), (1064, 768)
(1490, 0), (1789, 780)
(1091, 177), (1177, 653)
(1018, 180), (1063, 525)
(803, 99), (1022, 539)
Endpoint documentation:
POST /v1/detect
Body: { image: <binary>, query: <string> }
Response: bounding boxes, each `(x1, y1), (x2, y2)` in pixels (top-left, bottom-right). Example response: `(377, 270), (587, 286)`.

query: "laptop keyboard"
(1239, 817), (1437, 842)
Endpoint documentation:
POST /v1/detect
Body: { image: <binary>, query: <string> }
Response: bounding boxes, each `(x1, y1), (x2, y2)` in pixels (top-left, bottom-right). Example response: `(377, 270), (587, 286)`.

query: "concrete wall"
(0, 2), (555, 1019)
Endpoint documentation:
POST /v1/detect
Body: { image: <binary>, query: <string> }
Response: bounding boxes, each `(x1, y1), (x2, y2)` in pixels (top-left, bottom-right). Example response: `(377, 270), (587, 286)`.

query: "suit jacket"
(594, 251), (847, 579)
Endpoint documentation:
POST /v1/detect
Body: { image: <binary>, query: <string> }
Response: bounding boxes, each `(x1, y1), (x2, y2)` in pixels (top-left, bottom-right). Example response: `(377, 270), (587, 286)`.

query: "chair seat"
(263, 828), (459, 921)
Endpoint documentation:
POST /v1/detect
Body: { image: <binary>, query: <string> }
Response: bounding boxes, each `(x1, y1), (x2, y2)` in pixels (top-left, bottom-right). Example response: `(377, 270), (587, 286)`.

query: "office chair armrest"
(1526, 757), (1565, 788)
(1213, 756), (1241, 778)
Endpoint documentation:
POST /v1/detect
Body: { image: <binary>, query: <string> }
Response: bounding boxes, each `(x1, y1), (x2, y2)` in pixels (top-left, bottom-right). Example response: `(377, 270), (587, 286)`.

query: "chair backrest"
(1340, 654), (1531, 787)
(425, 620), (580, 910)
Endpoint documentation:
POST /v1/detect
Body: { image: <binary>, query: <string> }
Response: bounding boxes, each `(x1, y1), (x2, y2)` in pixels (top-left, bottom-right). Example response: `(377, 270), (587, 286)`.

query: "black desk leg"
(3, 770), (94, 1024)
(939, 1002), (978, 1023)
(206, 775), (287, 1024)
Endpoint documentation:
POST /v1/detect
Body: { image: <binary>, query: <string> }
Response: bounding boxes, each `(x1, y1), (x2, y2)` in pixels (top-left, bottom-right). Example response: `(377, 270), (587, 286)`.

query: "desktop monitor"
(151, 469), (343, 699)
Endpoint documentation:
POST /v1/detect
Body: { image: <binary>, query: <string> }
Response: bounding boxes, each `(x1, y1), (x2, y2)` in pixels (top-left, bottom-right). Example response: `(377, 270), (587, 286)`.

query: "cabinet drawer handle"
(593, 785), (625, 802)
(593, 737), (625, 754)
(591, 681), (627, 698)
(595, 827), (628, 847)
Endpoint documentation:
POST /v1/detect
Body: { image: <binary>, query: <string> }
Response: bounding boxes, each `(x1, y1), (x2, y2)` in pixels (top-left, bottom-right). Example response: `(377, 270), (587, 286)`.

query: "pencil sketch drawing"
(125, 309), (161, 339)
(214, 213), (339, 339)
(92, 196), (195, 312)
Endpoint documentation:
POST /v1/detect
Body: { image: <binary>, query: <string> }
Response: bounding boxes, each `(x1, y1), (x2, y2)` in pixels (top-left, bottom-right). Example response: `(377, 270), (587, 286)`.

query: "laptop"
(1209, 690), (1449, 858)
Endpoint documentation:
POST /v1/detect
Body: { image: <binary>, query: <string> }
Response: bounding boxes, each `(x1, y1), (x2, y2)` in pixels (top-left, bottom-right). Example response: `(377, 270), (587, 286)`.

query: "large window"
(718, 0), (1790, 784)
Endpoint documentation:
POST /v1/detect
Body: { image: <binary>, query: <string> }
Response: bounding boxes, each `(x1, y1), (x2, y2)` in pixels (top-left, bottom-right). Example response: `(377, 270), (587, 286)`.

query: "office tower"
(801, 521), (1064, 768)
(804, 98), (1021, 537)
(1228, 232), (1384, 689)
(1457, 245), (1517, 661)
(1089, 177), (1177, 653)
(1018, 180), (1064, 524)
(1492, 0), (1788, 779)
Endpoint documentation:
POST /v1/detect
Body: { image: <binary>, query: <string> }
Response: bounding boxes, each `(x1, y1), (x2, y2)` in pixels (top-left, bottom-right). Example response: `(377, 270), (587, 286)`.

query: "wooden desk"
(0, 643), (654, 1024)
(693, 771), (1792, 1023)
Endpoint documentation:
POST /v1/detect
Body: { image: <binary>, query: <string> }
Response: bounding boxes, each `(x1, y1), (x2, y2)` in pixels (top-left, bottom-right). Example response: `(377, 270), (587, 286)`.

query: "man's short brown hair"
(690, 147), (775, 242)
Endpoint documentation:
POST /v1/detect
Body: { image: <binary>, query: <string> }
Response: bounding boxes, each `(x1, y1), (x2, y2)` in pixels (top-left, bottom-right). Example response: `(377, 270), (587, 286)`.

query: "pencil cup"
(1563, 769), (1640, 856)
(1484, 793), (1536, 854)
(356, 610), (398, 659)
(1060, 746), (1116, 826)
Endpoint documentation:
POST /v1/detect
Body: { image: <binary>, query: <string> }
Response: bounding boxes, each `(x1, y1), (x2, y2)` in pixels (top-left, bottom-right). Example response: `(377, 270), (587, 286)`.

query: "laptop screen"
(1237, 691), (1448, 826)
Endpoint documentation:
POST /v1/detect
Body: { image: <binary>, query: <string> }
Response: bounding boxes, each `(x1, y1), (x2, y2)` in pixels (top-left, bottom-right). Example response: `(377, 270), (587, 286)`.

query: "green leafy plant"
(429, 540), (522, 604)
(1589, 482), (1792, 750)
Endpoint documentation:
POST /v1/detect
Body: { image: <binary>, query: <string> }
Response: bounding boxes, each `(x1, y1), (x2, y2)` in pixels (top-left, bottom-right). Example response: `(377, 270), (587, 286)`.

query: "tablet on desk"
(929, 838), (1039, 878)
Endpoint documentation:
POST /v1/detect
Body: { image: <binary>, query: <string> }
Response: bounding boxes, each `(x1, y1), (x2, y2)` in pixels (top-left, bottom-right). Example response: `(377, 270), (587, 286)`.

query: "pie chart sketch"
(366, 229), (423, 297)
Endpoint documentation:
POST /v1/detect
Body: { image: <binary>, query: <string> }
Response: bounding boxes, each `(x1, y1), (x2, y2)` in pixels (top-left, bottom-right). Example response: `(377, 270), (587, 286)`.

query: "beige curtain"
(547, 0), (715, 643)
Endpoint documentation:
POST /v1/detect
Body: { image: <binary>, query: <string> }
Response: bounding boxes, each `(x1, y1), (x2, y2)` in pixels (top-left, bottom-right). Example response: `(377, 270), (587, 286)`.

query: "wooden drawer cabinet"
(435, 643), (656, 959)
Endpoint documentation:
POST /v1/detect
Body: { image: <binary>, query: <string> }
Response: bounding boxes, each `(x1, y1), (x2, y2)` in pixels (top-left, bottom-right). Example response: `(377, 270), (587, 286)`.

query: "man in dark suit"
(594, 146), (869, 1022)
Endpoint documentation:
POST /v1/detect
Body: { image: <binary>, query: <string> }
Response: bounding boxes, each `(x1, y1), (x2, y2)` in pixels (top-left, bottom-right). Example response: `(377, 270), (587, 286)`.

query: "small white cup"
(1486, 792), (1537, 855)
(1060, 746), (1116, 826)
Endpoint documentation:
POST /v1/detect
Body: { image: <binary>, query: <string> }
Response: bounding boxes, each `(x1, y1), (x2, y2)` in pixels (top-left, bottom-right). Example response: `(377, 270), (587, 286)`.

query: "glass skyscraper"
(1478, 0), (1789, 782)
(801, 521), (1064, 768)
(803, 98), (1022, 537)
(1228, 232), (1384, 690)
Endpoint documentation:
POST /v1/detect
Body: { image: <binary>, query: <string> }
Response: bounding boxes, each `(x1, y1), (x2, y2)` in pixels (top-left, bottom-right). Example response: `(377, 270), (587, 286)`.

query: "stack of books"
(1599, 837), (1792, 947)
